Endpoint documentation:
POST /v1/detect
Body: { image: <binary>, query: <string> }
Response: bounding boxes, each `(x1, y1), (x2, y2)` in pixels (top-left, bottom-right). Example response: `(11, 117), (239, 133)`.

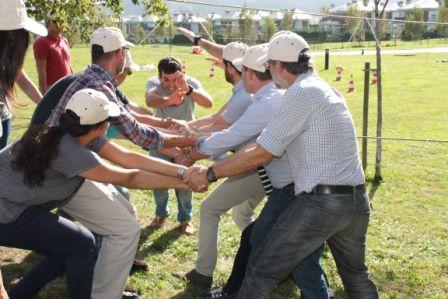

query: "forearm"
(163, 132), (196, 148)
(128, 101), (153, 115)
(16, 70), (42, 103)
(118, 151), (182, 177)
(35, 61), (47, 94)
(131, 112), (166, 128)
(198, 39), (224, 59)
(190, 147), (210, 162)
(213, 143), (273, 179)
(156, 147), (183, 159)
(197, 123), (229, 135)
(126, 170), (187, 190)
(190, 90), (213, 108)
(146, 91), (172, 108)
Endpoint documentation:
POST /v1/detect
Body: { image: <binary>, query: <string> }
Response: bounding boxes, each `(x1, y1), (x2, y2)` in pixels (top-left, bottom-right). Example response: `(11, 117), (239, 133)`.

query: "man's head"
(222, 42), (248, 85)
(257, 31), (313, 89)
(233, 44), (271, 94)
(46, 20), (61, 39)
(157, 56), (183, 95)
(90, 27), (134, 76)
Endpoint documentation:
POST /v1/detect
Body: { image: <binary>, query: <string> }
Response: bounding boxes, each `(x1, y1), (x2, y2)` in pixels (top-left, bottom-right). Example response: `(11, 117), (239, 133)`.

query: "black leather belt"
(304, 184), (366, 195)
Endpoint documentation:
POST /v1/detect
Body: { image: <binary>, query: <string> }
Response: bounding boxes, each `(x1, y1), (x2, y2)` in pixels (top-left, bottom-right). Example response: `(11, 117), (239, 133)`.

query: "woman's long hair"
(0, 29), (30, 104)
(11, 110), (107, 187)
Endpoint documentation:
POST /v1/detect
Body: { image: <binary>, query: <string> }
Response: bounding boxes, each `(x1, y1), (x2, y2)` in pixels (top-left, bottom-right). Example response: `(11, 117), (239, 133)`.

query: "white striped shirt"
(257, 71), (365, 194)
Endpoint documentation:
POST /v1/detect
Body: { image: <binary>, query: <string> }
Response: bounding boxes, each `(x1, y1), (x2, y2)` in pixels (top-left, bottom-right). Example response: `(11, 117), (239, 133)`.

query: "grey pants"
(237, 188), (379, 299)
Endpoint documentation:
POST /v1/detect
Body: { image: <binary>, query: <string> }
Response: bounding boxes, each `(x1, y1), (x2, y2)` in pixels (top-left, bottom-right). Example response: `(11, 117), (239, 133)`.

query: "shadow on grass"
(366, 176), (383, 202)
(171, 280), (204, 299)
(137, 226), (182, 258)
(1, 252), (41, 289)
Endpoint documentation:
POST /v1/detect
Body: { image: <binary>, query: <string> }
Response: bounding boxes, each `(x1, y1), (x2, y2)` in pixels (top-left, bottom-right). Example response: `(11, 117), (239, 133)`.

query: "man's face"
(269, 60), (288, 89)
(160, 71), (181, 95)
(224, 63), (233, 84)
(116, 48), (127, 76)
(47, 22), (61, 39)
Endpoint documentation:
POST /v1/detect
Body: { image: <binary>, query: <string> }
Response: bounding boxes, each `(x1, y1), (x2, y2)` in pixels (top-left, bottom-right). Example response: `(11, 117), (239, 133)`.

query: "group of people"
(0, 0), (379, 298)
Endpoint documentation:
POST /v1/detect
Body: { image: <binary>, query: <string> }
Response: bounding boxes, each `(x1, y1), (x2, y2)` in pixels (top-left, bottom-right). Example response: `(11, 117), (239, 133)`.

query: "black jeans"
(0, 207), (96, 299)
(237, 189), (379, 299)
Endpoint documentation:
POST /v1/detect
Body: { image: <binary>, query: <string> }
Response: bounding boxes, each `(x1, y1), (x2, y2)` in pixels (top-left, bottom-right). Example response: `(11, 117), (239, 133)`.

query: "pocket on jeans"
(301, 200), (341, 234)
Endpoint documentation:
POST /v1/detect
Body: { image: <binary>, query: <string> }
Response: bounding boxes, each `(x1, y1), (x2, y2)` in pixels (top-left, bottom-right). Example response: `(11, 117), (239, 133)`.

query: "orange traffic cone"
(335, 66), (343, 81)
(347, 74), (355, 92)
(209, 64), (215, 78)
(371, 71), (377, 84)
(182, 61), (186, 74)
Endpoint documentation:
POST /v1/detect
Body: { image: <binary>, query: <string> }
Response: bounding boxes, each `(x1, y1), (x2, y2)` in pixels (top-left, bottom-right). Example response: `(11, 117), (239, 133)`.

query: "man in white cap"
(184, 31), (379, 299)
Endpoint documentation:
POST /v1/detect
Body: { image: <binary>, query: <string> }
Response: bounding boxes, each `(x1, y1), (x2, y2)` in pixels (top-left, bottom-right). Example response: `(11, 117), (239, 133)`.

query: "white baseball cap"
(223, 42), (248, 72)
(125, 51), (141, 72)
(257, 31), (310, 66)
(0, 0), (47, 36)
(90, 27), (134, 53)
(232, 44), (268, 73)
(65, 89), (121, 125)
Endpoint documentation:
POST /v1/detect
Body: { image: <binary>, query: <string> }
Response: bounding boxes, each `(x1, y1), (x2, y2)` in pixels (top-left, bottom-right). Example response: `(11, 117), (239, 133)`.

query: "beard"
(224, 69), (233, 84)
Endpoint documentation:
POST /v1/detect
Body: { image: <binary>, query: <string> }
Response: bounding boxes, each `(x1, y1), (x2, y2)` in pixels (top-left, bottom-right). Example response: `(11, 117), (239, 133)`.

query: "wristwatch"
(186, 85), (194, 96)
(194, 36), (202, 45)
(177, 166), (187, 179)
(205, 166), (218, 183)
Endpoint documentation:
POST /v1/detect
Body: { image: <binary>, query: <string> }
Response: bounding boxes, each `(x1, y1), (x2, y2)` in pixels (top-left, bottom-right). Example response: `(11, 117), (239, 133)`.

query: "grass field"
(1, 43), (448, 298)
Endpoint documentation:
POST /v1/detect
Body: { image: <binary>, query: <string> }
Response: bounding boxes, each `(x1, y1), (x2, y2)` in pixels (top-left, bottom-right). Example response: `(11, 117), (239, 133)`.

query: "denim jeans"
(149, 151), (192, 222)
(250, 188), (329, 299)
(0, 207), (96, 299)
(0, 118), (12, 149)
(237, 188), (379, 299)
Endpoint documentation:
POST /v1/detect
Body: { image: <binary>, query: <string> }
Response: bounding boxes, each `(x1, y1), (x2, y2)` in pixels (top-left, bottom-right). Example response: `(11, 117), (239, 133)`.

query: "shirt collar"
(89, 64), (118, 88)
(253, 81), (275, 101)
(232, 80), (244, 93)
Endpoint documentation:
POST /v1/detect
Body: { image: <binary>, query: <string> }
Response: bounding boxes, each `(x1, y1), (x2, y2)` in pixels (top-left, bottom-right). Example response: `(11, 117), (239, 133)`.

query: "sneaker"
(149, 216), (166, 228)
(179, 221), (194, 235)
(130, 259), (148, 274)
(122, 284), (139, 299)
(184, 269), (213, 288)
(199, 287), (236, 299)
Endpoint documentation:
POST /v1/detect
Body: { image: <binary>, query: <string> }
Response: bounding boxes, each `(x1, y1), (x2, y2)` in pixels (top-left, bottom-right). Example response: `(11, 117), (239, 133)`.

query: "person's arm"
(177, 27), (224, 59)
(145, 87), (185, 108)
(0, 268), (8, 299)
(16, 70), (42, 104)
(35, 59), (48, 94)
(127, 100), (153, 115)
(181, 78), (213, 108)
(188, 102), (229, 128)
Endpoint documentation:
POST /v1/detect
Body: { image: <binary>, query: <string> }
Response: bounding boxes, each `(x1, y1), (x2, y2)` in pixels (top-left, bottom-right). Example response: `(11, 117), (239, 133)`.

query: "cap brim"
(232, 58), (244, 72)
(256, 53), (269, 67)
(107, 102), (121, 118)
(23, 17), (47, 36)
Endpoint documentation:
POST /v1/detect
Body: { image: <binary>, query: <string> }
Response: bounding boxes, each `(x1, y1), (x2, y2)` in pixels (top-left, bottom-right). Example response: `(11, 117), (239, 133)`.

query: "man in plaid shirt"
(48, 27), (195, 151)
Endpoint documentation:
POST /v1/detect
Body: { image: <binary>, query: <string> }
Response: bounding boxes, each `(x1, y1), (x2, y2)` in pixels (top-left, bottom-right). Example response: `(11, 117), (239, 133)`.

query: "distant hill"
(123, 0), (349, 16)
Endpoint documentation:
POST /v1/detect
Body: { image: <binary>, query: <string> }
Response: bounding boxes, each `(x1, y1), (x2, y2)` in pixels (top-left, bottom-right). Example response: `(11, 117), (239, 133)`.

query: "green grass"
(1, 44), (448, 298)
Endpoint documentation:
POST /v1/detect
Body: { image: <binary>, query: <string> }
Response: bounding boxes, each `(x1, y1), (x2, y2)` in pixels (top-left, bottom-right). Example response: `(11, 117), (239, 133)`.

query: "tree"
(24, 0), (169, 42)
(280, 12), (294, 31)
(403, 8), (425, 40)
(261, 17), (277, 42)
(345, 6), (364, 42)
(238, 7), (256, 44)
(128, 24), (146, 44)
(437, 1), (448, 38)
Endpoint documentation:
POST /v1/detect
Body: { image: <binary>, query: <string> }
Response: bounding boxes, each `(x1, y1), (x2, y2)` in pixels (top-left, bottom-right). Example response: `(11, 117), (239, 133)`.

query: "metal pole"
(362, 62), (371, 172)
(169, 23), (172, 52)
(325, 48), (330, 70)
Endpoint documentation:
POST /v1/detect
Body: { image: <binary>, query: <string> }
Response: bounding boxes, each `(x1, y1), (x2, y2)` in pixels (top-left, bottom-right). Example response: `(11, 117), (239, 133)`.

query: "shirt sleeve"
(222, 94), (252, 124)
(33, 38), (49, 60)
(87, 135), (108, 152)
(187, 77), (203, 90)
(146, 77), (159, 91)
(257, 87), (317, 157)
(197, 101), (268, 156)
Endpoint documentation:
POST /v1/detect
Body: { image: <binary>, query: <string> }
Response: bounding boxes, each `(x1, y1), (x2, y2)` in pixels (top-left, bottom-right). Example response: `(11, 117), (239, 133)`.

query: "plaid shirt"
(48, 64), (163, 150)
(257, 71), (365, 194)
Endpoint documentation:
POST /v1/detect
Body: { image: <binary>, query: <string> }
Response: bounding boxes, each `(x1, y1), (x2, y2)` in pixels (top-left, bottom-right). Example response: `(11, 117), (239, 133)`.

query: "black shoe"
(130, 259), (148, 274)
(199, 287), (236, 299)
(122, 284), (139, 299)
(184, 269), (213, 288)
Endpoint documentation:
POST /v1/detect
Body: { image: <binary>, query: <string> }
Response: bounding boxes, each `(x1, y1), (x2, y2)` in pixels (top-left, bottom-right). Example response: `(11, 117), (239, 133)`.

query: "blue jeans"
(238, 188), (378, 299)
(250, 188), (329, 299)
(149, 151), (192, 222)
(0, 207), (96, 299)
(0, 118), (12, 149)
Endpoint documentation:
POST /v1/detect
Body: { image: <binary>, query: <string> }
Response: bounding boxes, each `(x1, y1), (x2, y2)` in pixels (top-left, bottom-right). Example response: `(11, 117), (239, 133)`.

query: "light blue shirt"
(198, 82), (293, 188)
(221, 80), (253, 124)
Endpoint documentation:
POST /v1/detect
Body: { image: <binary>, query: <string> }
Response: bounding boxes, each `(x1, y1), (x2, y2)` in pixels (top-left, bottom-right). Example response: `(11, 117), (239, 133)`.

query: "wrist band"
(186, 85), (194, 96)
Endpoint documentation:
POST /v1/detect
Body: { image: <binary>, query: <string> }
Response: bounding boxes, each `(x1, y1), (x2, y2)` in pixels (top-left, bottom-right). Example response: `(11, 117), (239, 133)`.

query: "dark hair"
(10, 110), (107, 187)
(0, 29), (30, 103)
(251, 68), (272, 81)
(158, 56), (182, 76)
(279, 48), (313, 75)
(91, 44), (119, 64)
(223, 59), (242, 76)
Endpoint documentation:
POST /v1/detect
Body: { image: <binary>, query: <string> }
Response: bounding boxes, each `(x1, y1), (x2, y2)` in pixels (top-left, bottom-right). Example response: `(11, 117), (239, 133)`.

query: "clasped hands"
(182, 165), (210, 192)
